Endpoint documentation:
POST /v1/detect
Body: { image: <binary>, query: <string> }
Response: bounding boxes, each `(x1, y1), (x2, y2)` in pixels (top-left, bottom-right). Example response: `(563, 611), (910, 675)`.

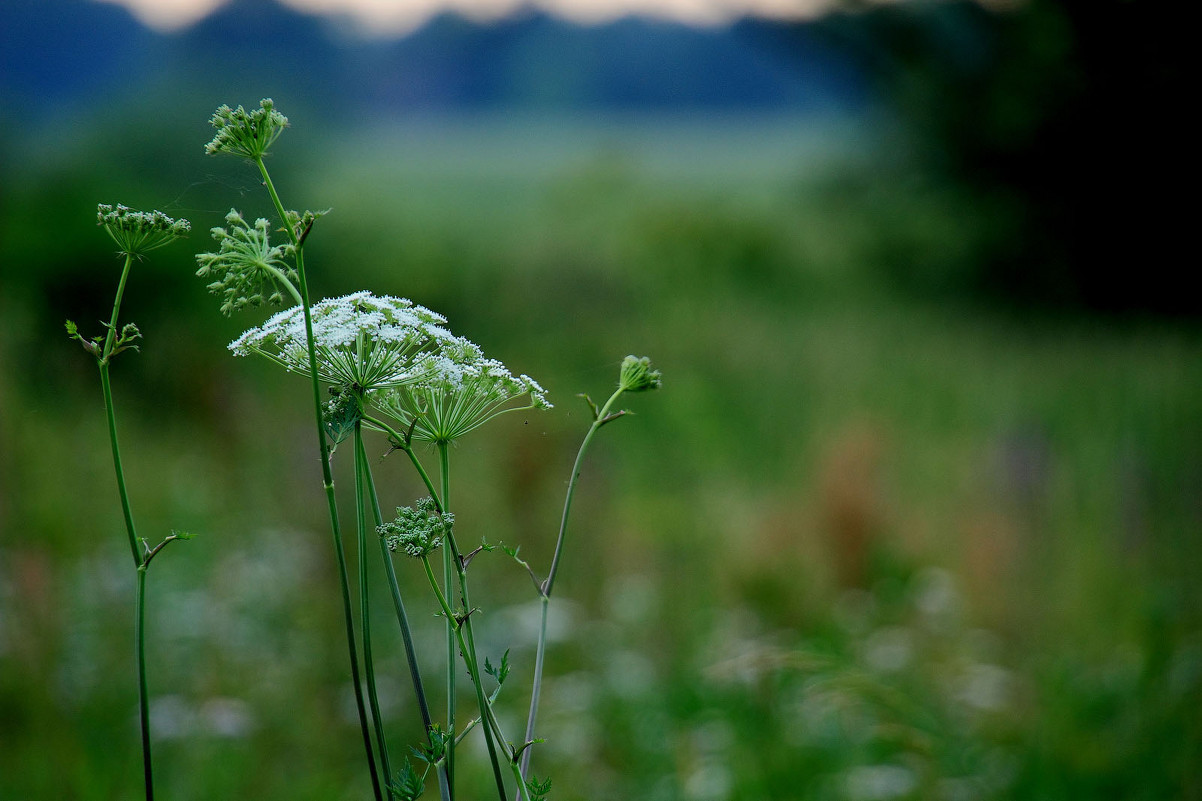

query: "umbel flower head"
(378, 497), (452, 559)
(205, 98), (288, 159)
(196, 209), (298, 316)
(373, 355), (551, 445)
(618, 355), (663, 393)
(229, 291), (461, 391)
(97, 203), (190, 257)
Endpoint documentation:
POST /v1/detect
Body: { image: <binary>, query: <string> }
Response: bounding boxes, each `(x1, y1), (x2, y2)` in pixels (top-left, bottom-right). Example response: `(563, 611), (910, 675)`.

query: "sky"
(93, 0), (913, 35)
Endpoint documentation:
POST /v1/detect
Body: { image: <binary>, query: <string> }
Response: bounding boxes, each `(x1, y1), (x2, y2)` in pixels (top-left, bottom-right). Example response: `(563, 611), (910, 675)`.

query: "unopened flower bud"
(618, 355), (662, 393)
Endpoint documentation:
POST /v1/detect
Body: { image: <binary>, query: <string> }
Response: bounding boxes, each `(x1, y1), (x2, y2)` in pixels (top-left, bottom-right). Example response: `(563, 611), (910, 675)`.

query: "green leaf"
(525, 774), (552, 801)
(387, 759), (425, 801)
(484, 648), (511, 686)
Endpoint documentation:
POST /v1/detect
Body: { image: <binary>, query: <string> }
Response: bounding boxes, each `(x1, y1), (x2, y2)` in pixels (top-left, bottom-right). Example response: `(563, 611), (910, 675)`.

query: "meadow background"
(1, 1), (1198, 799)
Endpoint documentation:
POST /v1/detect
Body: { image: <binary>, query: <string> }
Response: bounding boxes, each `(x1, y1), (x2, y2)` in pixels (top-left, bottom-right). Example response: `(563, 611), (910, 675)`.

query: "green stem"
(520, 387), (624, 780)
(255, 156), (383, 801)
(439, 443), (457, 795)
(136, 566), (153, 801)
(438, 444), (511, 801)
(361, 415), (443, 511)
(509, 762), (534, 801)
(356, 423), (393, 794)
(95, 252), (156, 799)
(420, 554), (511, 801)
(101, 252), (134, 361)
(358, 437), (453, 801)
(98, 252), (141, 569)
(99, 364), (141, 569)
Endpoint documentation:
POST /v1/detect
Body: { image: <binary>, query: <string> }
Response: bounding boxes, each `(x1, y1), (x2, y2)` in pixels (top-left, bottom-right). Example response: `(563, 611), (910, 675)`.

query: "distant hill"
(0, 0), (867, 120)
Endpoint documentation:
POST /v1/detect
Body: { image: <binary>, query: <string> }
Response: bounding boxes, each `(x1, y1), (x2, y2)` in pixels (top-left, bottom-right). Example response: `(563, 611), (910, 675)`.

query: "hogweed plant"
(196, 99), (659, 801)
(67, 204), (193, 801)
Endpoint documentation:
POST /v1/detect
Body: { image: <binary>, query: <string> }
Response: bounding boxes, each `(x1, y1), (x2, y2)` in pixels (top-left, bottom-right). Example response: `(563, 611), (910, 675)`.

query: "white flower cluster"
(230, 291), (458, 390)
(375, 355), (552, 444)
(231, 291), (550, 441)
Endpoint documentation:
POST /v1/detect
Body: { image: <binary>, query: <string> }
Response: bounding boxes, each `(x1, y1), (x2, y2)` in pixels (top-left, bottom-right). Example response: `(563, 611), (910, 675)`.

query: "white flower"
(229, 291), (463, 391)
(372, 354), (551, 444)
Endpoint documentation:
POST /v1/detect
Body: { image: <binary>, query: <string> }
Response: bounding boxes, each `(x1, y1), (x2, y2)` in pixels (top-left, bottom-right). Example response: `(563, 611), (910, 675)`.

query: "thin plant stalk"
(439, 443), (457, 794)
(254, 155), (383, 801)
(357, 435), (452, 801)
(134, 565), (152, 801)
(366, 415), (513, 799)
(415, 552), (518, 801)
(356, 421), (393, 792)
(438, 443), (512, 801)
(97, 252), (155, 800)
(520, 385), (625, 781)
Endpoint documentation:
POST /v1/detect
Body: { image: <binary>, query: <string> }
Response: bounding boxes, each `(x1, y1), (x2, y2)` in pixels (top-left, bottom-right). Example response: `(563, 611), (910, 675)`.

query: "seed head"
(97, 203), (190, 257)
(196, 209), (297, 316)
(618, 355), (662, 393)
(205, 98), (289, 159)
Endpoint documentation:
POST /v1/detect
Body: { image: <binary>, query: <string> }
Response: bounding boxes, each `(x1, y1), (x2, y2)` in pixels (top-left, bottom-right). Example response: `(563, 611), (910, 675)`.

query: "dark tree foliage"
(819, 0), (1192, 317)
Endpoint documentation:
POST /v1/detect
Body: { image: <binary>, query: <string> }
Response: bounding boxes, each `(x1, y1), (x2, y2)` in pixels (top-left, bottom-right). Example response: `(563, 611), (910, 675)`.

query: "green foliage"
(3, 95), (1199, 801)
(387, 759), (425, 801)
(525, 775), (552, 801)
(484, 649), (510, 687)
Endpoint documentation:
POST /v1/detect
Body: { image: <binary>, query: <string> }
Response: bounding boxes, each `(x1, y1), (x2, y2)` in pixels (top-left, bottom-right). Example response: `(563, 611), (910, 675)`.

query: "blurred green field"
(1, 111), (1200, 800)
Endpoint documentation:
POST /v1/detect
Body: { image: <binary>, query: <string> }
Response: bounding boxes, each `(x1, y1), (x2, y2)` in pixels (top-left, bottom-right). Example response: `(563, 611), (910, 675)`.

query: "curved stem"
(98, 252), (141, 569)
(518, 597), (549, 780)
(357, 423), (393, 793)
(520, 387), (624, 780)
(255, 156), (383, 801)
(542, 388), (622, 598)
(136, 566), (153, 801)
(361, 415), (443, 511)
(100, 363), (141, 569)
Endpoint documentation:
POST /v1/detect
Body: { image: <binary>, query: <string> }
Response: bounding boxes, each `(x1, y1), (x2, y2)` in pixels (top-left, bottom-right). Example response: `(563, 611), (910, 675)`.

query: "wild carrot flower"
(204, 98), (289, 159)
(229, 291), (462, 391)
(372, 354), (551, 445)
(196, 210), (298, 316)
(97, 203), (190, 257)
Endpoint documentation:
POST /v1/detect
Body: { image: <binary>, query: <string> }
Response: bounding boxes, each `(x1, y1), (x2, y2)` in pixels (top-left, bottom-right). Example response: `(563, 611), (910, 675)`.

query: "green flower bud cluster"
(378, 497), (452, 559)
(97, 203), (190, 257)
(196, 209), (298, 316)
(204, 98), (288, 159)
(618, 355), (662, 393)
(323, 384), (362, 448)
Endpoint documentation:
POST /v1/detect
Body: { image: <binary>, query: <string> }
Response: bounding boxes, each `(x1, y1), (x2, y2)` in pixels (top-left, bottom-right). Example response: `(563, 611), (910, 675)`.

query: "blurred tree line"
(813, 0), (1192, 317)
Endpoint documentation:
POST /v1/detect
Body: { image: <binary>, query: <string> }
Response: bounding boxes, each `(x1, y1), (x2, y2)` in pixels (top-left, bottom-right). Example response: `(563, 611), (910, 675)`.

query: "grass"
(1, 112), (1199, 799)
